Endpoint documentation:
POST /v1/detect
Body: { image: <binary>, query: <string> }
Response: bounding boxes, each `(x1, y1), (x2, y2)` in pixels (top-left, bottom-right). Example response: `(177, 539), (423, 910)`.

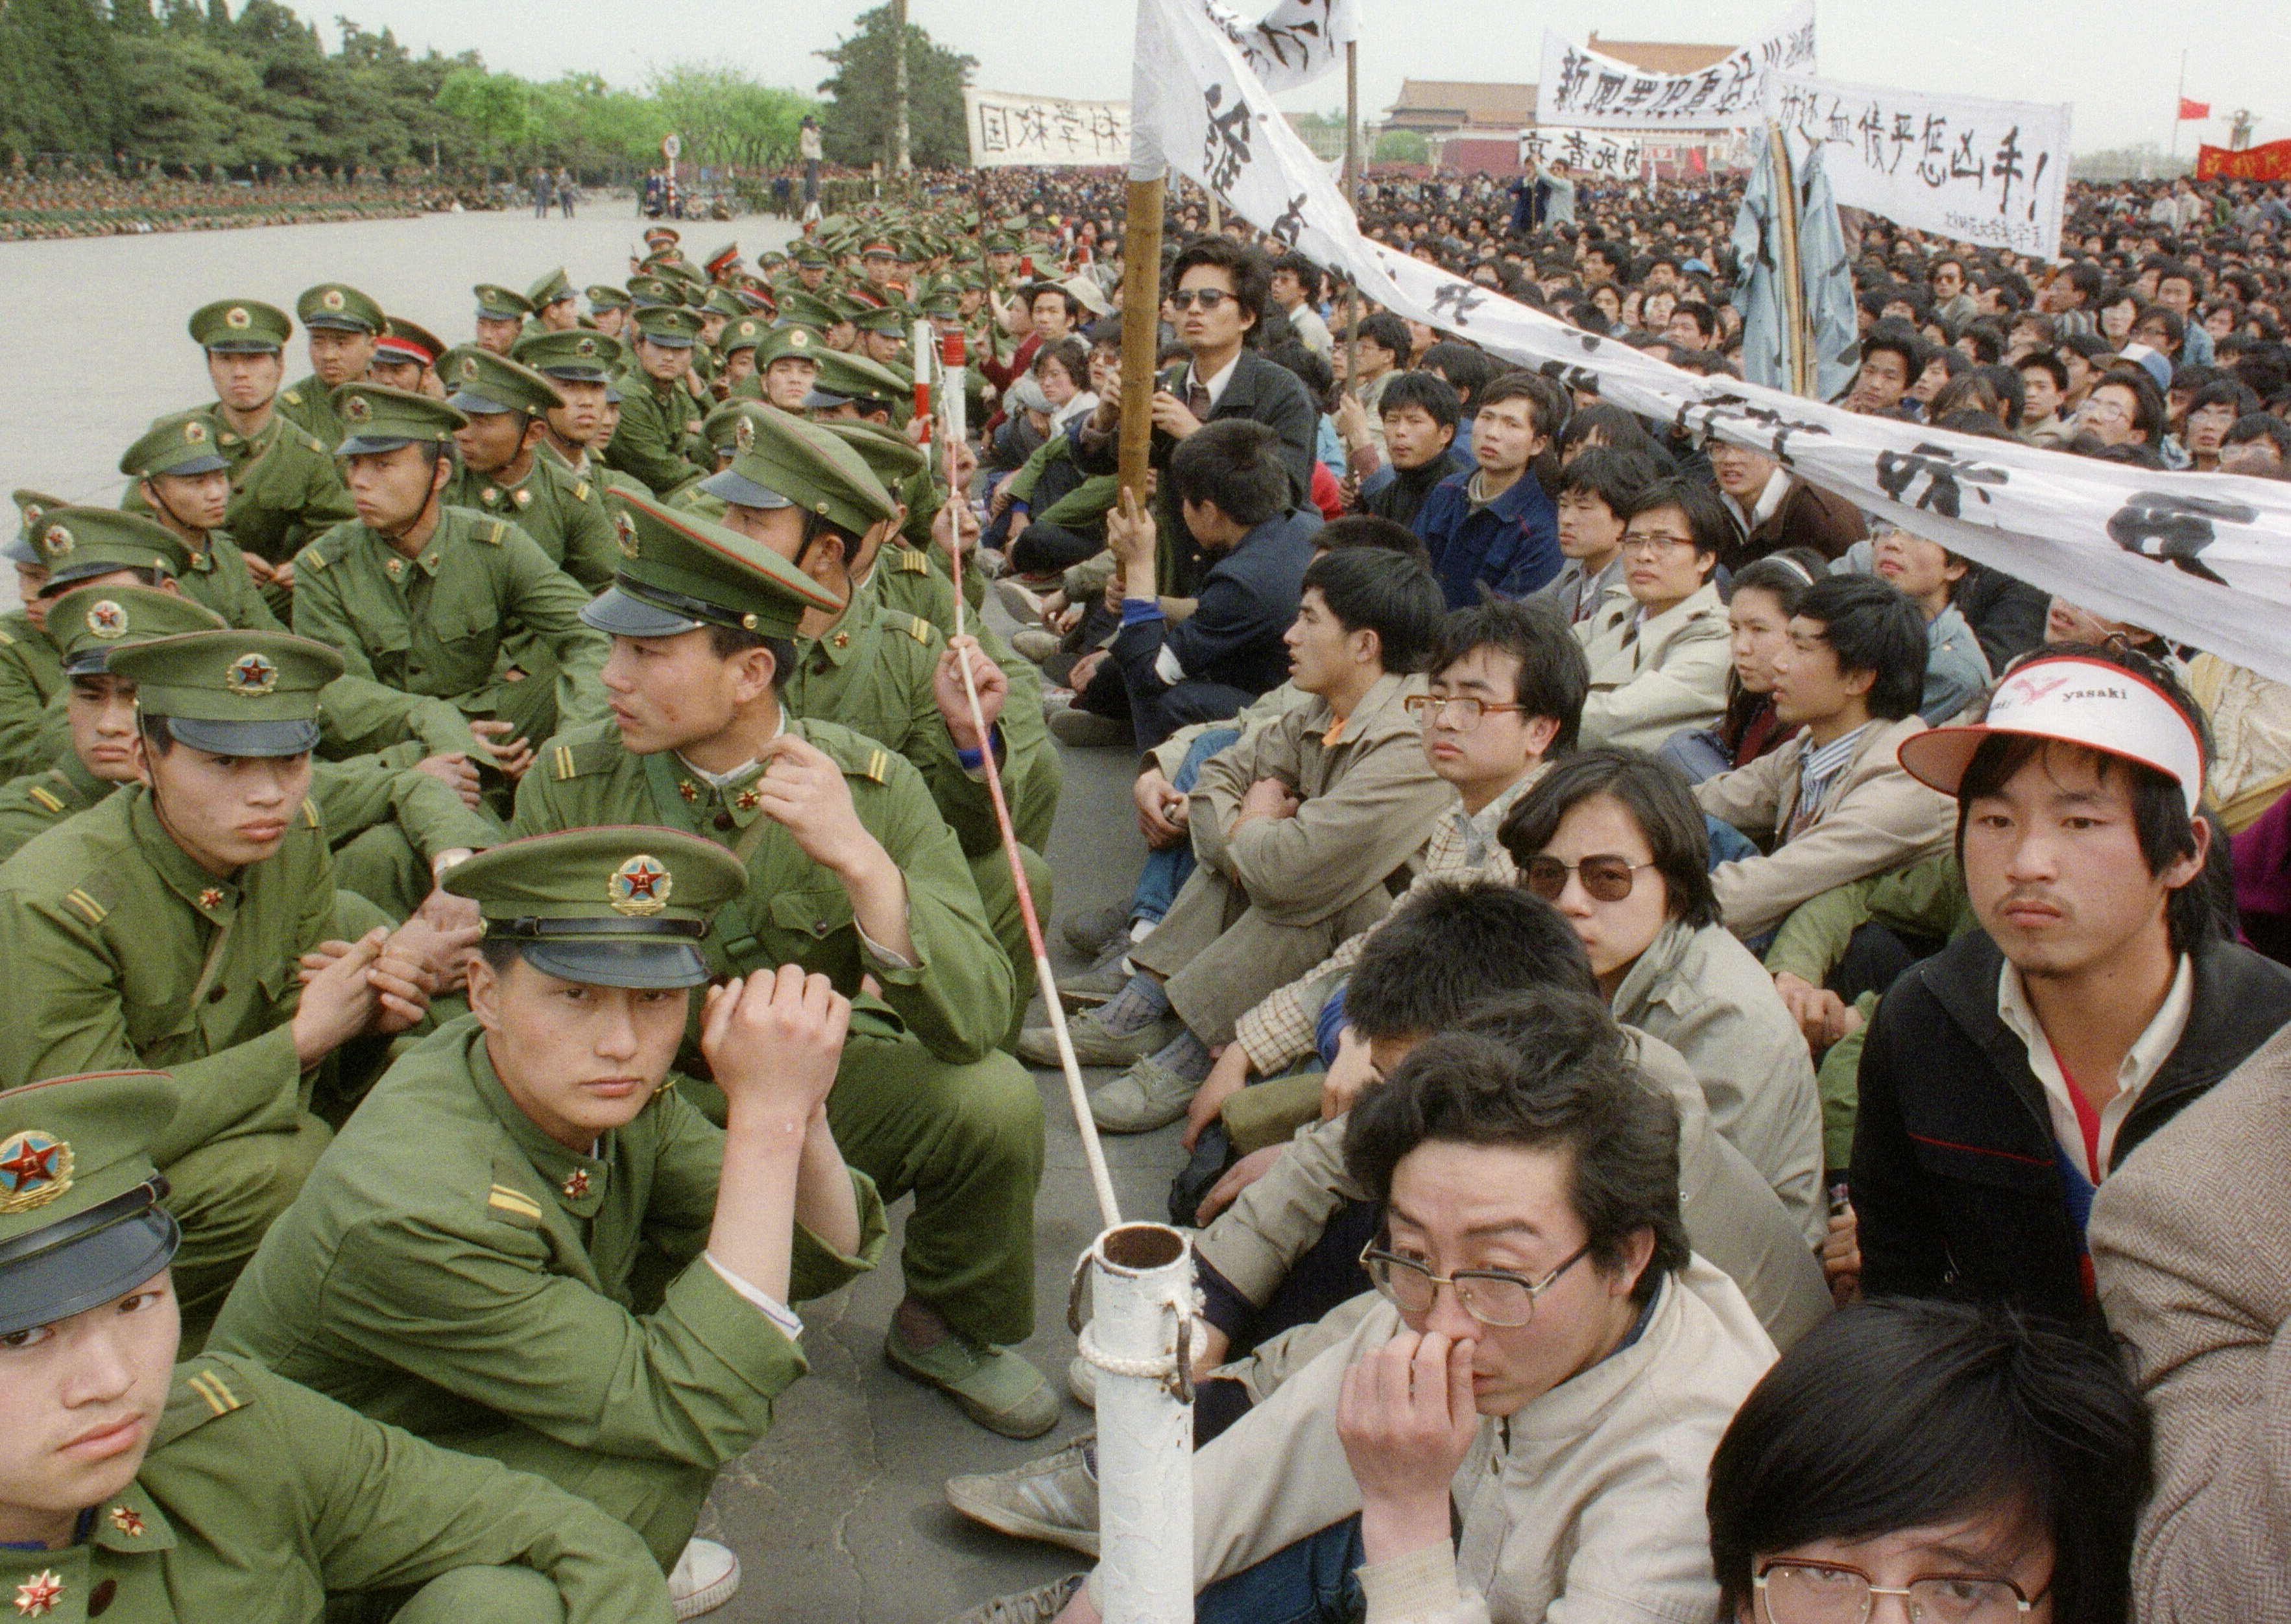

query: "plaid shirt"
(1231, 767), (1543, 1073)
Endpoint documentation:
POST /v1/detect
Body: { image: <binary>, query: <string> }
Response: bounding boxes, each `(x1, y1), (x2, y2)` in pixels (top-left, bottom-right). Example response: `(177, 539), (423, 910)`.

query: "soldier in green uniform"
(278, 283), (385, 453)
(586, 283), (631, 342)
(790, 239), (832, 293)
(523, 267), (579, 336)
(165, 300), (357, 607)
(510, 483), (1056, 1439)
(472, 285), (533, 357)
(803, 346), (913, 428)
(714, 313), (767, 400)
(0, 1067), (675, 1624)
(605, 307), (712, 499)
(292, 385), (611, 785)
(437, 346), (618, 592)
(211, 828), (883, 1608)
(667, 402), (767, 519)
(737, 322), (822, 413)
(0, 491), (69, 781)
(369, 316), (446, 396)
(514, 329), (623, 484)
(117, 411), (285, 633)
(852, 302), (913, 380)
(0, 630), (467, 1337)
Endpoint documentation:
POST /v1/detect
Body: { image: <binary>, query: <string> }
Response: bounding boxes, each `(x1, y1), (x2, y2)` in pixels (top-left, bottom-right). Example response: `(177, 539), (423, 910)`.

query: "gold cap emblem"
(0, 1130), (74, 1215)
(85, 599), (128, 639)
(321, 288), (346, 311)
(577, 337), (598, 355)
(342, 394), (372, 424)
(224, 652), (278, 697)
(734, 416), (756, 453)
(42, 524), (71, 557)
(224, 305), (252, 329)
(789, 328), (811, 350)
(608, 854), (672, 916)
(184, 420), (208, 444)
(460, 355), (480, 383)
(614, 510), (640, 560)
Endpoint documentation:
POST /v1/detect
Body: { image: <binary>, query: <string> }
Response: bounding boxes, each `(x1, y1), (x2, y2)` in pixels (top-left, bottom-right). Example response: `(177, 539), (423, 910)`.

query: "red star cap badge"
(109, 1505), (146, 1537)
(735, 787), (761, 811)
(14, 1571), (63, 1617)
(562, 1169), (591, 1199)
(198, 888), (224, 911)
(678, 780), (699, 802)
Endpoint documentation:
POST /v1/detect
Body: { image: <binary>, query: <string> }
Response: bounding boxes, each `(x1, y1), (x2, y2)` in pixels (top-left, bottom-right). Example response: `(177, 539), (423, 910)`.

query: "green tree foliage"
(649, 63), (812, 173)
(1373, 130), (1430, 164)
(814, 3), (975, 170)
(0, 0), (126, 158)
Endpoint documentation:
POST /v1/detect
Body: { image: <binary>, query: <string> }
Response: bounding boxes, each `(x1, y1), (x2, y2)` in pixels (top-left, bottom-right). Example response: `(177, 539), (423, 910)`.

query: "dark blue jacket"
(1111, 508), (1321, 702)
(1409, 466), (1562, 608)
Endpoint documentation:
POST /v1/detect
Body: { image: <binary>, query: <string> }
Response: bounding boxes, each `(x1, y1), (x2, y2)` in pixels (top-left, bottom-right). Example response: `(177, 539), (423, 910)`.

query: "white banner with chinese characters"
(1127, 0), (2291, 683)
(1203, 0), (1358, 92)
(1766, 72), (2071, 261)
(1517, 127), (1642, 181)
(963, 90), (1132, 168)
(1536, 2), (1814, 130)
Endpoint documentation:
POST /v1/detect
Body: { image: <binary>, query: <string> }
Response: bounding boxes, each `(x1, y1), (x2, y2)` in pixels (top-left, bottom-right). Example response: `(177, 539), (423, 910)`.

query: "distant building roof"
(1384, 80), (1539, 136)
(1583, 34), (1737, 75)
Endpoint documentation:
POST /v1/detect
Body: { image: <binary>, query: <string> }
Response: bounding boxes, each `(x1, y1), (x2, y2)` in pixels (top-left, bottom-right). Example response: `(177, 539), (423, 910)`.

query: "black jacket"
(1852, 929), (2291, 1324)
(1110, 508), (1321, 703)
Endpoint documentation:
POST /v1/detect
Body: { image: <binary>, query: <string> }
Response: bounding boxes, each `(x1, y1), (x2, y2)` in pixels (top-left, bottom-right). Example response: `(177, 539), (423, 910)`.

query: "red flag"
(2179, 98), (2211, 121)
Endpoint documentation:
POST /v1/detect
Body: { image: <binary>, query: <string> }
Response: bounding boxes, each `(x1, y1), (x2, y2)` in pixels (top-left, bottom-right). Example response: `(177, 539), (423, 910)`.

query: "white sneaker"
(669, 1537), (741, 1619)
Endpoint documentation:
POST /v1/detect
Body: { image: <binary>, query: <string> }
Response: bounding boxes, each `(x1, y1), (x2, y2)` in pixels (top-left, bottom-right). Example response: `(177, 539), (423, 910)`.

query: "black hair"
(1708, 1299), (2151, 1624)
(1168, 417), (1291, 527)
(2064, 260), (2105, 304)
(2018, 348), (2070, 394)
(2092, 366), (2168, 446)
(2186, 377), (2261, 420)
(1618, 473), (1731, 563)
(1433, 596), (1590, 754)
(1556, 401), (1658, 461)
(1972, 363), (2028, 429)
(1354, 311), (1413, 361)
(1313, 514), (1433, 568)
(38, 566), (165, 600)
(1859, 321), (1925, 385)
(137, 712), (176, 756)
(1954, 640), (2220, 957)
(1670, 300), (1717, 342)
(2225, 412), (2291, 459)
(1031, 336), (1090, 388)
(1376, 370), (1462, 433)
(1477, 370), (1568, 440)
(1167, 235), (1269, 333)
(1555, 442), (1664, 514)
(2133, 304), (2186, 352)
(1298, 546), (1447, 675)
(1344, 987), (1690, 1306)
(1419, 341), (1502, 408)
(1267, 251), (1322, 302)
(1345, 879), (1598, 1042)
(1026, 281), (1083, 322)
(1498, 746), (1720, 929)
(1957, 319), (2008, 365)
(1793, 573), (1928, 723)
(704, 625), (798, 692)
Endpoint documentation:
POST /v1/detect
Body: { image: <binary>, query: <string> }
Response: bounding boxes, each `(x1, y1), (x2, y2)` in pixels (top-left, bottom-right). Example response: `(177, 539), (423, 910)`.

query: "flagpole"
(1118, 169), (1168, 507)
(2172, 49), (2187, 164)
(1343, 40), (1361, 398)
(1768, 121), (1810, 399)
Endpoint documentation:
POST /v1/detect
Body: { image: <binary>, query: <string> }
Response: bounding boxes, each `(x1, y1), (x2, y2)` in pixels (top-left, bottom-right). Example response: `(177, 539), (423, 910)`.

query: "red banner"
(2196, 140), (2291, 181)
(2179, 97), (2211, 121)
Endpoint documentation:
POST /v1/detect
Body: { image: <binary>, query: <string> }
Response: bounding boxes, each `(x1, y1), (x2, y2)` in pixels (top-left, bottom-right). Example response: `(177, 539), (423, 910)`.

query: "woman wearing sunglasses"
(1708, 1296), (2149, 1624)
(1502, 748), (1827, 1245)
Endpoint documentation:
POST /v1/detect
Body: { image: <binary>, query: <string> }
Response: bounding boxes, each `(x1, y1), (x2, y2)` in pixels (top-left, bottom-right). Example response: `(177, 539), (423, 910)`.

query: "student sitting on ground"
(1576, 475), (1732, 753)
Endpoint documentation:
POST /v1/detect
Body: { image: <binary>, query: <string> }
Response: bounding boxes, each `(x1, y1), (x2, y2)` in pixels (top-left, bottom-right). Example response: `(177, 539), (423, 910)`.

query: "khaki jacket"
(1576, 582), (1731, 752)
(1115, 1260), (1775, 1624)
(1694, 712), (1956, 937)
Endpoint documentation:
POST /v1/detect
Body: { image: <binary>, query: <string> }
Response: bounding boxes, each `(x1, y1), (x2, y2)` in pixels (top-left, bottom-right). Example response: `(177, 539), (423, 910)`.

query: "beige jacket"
(1694, 712), (1956, 937)
(1196, 1030), (1832, 1354)
(1576, 581), (1731, 752)
(1145, 680), (1304, 783)
(1120, 1261), (1777, 1624)
(1612, 920), (1826, 1245)
(1187, 672), (1448, 929)
(2090, 1021), (2291, 1624)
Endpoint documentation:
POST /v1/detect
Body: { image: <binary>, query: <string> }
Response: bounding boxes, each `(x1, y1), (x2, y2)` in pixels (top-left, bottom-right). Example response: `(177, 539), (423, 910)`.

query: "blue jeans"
(1131, 727), (1239, 925)
(1195, 1516), (1366, 1624)
(1658, 726), (1735, 785)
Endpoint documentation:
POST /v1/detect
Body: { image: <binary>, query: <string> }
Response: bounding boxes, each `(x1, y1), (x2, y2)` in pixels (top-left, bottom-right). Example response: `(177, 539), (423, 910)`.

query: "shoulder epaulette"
(904, 614), (934, 645)
(486, 1155), (545, 1229)
(547, 734), (621, 782)
(297, 543), (326, 571)
(155, 1355), (256, 1446)
(0, 625), (14, 646)
(58, 870), (119, 927)
(25, 780), (67, 815)
(859, 747), (888, 785)
(895, 547), (929, 574)
(480, 519), (509, 546)
(300, 798), (321, 830)
(293, 426), (330, 456)
(281, 387), (303, 407)
(573, 480), (591, 503)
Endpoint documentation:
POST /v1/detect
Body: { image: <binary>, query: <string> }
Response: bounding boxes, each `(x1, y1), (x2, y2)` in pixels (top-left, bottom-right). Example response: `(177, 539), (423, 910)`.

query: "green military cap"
(806, 348), (909, 414)
(472, 283), (534, 321)
(525, 266), (575, 310)
(700, 400), (770, 455)
(513, 328), (623, 382)
(188, 298), (291, 354)
(582, 483), (841, 641)
(790, 240), (832, 269)
(296, 282), (384, 334)
(702, 287), (747, 320)
(819, 416), (928, 489)
(586, 283), (632, 313)
(703, 242), (742, 278)
(0, 1069), (182, 1338)
(112, 628), (342, 756)
(719, 315), (771, 357)
(851, 302), (910, 338)
(834, 289), (883, 320)
(631, 305), (704, 350)
(331, 382), (468, 457)
(7, 488), (66, 566)
(778, 289), (843, 332)
(757, 323), (823, 370)
(439, 345), (566, 418)
(918, 284), (964, 320)
(642, 223), (682, 249)
(985, 230), (1020, 253)
(119, 410), (230, 481)
(29, 507), (189, 591)
(375, 315), (445, 370)
(446, 826), (748, 990)
(626, 274), (680, 310)
(758, 248), (790, 269)
(697, 404), (899, 538)
(53, 582), (227, 676)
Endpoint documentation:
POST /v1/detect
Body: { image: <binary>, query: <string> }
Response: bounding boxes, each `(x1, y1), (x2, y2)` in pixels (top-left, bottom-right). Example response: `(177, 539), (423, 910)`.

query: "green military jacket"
(511, 715), (1014, 1065)
(444, 453), (620, 593)
(0, 1353), (673, 1623)
(170, 527), (286, 632)
(0, 748), (108, 863)
(291, 506), (610, 739)
(275, 372), (350, 458)
(131, 407), (358, 571)
(0, 786), (332, 1163)
(604, 373), (710, 497)
(0, 608), (65, 780)
(210, 1019), (885, 1465)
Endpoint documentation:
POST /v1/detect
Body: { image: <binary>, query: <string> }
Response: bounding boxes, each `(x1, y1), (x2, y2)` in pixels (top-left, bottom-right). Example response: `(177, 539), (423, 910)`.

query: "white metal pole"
(1077, 1223), (1198, 1624)
(2172, 50), (2186, 165)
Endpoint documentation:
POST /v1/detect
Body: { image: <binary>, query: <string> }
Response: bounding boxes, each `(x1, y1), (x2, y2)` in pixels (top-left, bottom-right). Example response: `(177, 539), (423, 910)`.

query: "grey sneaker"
(937, 1575), (1087, 1624)
(1048, 706), (1132, 748)
(1089, 1055), (1200, 1134)
(1061, 904), (1131, 960)
(1054, 949), (1132, 1011)
(995, 577), (1048, 625)
(946, 1435), (1101, 1557)
(1066, 1355), (1097, 1409)
(1011, 627), (1061, 663)
(1016, 1009), (1175, 1069)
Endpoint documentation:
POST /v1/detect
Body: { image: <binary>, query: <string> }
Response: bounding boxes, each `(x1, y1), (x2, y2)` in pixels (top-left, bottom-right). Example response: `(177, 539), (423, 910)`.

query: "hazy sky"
(320, 0), (2285, 155)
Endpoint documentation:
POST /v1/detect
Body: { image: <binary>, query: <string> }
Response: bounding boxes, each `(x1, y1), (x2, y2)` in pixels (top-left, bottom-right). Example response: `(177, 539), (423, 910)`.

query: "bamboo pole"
(1767, 121), (1810, 398)
(1343, 42), (1361, 394)
(1117, 173), (1168, 503)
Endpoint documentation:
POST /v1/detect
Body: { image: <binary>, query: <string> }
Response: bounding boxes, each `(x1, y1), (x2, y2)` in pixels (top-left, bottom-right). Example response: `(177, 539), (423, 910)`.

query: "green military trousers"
(166, 1112), (333, 1346)
(968, 844), (1053, 1053)
(333, 1563), (584, 1624)
(448, 1424), (719, 1573)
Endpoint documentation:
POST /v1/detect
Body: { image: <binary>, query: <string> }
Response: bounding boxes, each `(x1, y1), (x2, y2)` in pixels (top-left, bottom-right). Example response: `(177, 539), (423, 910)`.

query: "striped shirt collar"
(1793, 722), (1871, 813)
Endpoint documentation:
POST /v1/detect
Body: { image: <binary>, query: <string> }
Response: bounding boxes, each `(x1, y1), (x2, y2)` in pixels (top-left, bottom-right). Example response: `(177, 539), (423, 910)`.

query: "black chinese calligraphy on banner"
(1516, 128), (1643, 180)
(1536, 1), (1814, 130)
(963, 89), (1133, 169)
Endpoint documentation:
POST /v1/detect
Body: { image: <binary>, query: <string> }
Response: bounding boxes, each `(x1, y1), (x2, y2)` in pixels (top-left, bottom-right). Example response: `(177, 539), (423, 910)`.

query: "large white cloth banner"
(1517, 128), (1642, 181)
(1130, 0), (2291, 683)
(1766, 72), (2071, 261)
(1536, 2), (1815, 130)
(1202, 0), (1358, 92)
(963, 90), (1132, 168)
